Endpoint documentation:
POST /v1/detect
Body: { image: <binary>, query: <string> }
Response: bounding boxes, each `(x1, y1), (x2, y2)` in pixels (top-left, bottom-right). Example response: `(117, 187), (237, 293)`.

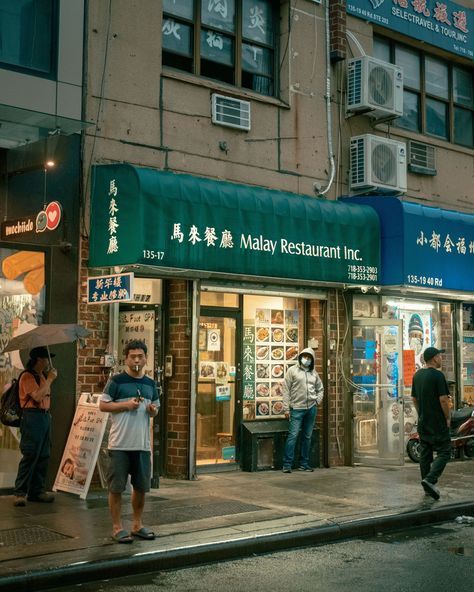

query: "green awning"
(89, 164), (380, 285)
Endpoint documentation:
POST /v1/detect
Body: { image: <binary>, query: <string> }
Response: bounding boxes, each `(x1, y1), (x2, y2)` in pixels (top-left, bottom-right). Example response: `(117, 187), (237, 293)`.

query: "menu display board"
(243, 308), (299, 419)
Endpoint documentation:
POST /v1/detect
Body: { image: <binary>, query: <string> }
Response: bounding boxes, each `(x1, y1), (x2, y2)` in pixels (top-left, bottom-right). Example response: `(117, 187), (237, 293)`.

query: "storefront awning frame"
(341, 195), (474, 294)
(89, 164), (381, 287)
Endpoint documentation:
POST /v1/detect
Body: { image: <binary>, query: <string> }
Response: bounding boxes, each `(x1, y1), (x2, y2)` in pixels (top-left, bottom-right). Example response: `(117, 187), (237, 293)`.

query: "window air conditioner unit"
(350, 134), (407, 194)
(408, 140), (437, 176)
(347, 56), (403, 120)
(211, 94), (251, 131)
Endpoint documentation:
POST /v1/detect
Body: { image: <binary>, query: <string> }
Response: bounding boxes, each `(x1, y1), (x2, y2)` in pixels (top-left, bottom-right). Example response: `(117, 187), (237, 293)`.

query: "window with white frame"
(162, 0), (277, 97)
(374, 36), (473, 148)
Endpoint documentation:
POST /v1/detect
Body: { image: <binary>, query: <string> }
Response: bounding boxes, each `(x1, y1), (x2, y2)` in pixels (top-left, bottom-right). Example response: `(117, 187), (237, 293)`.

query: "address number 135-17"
(143, 250), (164, 260)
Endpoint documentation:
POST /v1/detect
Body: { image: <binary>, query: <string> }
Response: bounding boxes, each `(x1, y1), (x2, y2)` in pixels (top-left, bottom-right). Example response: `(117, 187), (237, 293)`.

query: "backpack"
(0, 371), (40, 427)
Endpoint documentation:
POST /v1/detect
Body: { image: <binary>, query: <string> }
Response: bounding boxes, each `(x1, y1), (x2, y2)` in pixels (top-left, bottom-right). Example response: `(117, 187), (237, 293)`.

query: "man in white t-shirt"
(100, 340), (160, 543)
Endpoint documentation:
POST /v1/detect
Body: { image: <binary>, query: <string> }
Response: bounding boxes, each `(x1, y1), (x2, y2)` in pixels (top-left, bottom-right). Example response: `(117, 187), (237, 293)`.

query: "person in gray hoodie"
(282, 347), (324, 473)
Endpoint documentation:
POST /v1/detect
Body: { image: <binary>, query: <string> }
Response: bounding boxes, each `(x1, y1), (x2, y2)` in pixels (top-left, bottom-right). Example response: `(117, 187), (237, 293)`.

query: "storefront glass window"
(0, 248), (46, 487)
(354, 295), (455, 444)
(461, 304), (474, 406)
(117, 278), (162, 377)
(381, 298), (454, 385)
(201, 291), (239, 308)
(242, 295), (304, 421)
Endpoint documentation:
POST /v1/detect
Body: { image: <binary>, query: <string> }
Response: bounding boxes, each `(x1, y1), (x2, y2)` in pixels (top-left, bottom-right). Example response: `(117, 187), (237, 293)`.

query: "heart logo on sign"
(45, 201), (62, 231)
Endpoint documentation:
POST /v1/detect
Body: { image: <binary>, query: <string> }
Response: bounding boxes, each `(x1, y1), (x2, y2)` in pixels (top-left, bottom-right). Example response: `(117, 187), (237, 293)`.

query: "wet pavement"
(0, 460), (473, 591)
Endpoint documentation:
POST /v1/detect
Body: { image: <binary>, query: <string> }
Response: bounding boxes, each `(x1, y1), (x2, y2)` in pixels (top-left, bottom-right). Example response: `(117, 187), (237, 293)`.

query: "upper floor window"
(374, 37), (473, 149)
(0, 0), (56, 75)
(162, 0), (277, 97)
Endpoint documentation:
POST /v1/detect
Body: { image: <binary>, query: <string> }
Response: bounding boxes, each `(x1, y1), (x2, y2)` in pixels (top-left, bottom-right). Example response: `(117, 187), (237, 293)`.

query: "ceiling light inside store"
(386, 300), (434, 311)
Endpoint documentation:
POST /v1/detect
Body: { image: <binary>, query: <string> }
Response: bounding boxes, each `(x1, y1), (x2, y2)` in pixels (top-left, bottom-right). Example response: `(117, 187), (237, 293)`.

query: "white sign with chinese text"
(53, 393), (108, 499)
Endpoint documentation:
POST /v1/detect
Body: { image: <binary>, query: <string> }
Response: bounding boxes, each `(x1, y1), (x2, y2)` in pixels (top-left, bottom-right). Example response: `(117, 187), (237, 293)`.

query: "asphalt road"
(45, 521), (474, 592)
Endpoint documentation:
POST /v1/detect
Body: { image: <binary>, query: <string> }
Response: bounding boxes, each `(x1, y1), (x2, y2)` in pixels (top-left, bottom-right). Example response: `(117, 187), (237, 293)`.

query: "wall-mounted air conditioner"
(347, 56), (403, 120)
(211, 94), (251, 131)
(350, 134), (407, 194)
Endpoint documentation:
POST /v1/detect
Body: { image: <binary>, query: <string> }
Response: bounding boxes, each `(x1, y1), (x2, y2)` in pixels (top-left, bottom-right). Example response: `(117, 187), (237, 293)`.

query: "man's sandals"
(131, 526), (156, 540)
(112, 529), (134, 544)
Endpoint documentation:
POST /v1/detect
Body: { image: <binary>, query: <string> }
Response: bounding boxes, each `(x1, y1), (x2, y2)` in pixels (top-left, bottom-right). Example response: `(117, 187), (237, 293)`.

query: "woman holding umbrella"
(13, 347), (58, 507)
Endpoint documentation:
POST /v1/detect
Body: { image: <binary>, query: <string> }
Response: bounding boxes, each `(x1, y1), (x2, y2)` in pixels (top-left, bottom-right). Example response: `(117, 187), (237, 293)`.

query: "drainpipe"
(319, 0), (336, 197)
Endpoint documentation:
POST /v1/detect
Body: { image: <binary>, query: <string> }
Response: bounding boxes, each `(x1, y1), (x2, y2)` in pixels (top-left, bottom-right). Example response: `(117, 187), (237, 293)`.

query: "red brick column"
(164, 279), (192, 478)
(308, 299), (325, 466)
(329, 0), (346, 63)
(77, 236), (109, 395)
(325, 289), (348, 466)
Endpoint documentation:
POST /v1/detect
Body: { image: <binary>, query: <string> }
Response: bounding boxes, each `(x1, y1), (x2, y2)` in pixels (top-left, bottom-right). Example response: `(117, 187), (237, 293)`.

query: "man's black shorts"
(107, 450), (151, 493)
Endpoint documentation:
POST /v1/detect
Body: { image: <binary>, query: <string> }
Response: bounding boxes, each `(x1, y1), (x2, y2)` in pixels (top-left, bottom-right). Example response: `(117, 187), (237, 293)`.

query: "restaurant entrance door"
(352, 319), (404, 466)
(197, 309), (241, 467)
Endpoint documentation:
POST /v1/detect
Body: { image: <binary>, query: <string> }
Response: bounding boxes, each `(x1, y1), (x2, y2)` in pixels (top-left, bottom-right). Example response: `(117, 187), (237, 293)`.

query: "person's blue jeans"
(283, 406), (317, 469)
(14, 410), (51, 498)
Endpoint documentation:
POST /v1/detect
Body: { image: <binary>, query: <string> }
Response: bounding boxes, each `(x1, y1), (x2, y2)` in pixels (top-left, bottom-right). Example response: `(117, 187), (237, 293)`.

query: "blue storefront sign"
(341, 196), (474, 292)
(347, 0), (473, 59)
(87, 272), (134, 304)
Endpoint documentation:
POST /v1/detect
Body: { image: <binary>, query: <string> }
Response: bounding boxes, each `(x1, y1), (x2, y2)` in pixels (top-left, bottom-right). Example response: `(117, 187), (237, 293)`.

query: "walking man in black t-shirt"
(411, 347), (451, 500)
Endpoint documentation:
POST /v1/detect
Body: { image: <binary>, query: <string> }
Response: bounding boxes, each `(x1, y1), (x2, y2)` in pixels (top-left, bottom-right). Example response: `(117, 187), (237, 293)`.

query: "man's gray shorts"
(107, 450), (151, 493)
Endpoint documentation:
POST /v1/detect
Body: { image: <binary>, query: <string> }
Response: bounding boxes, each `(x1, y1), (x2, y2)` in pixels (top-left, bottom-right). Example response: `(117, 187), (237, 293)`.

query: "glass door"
(352, 319), (404, 465)
(197, 310), (240, 466)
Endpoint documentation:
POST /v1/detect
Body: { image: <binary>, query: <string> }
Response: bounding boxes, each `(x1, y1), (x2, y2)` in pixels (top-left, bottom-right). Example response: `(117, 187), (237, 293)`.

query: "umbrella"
(2, 324), (91, 359)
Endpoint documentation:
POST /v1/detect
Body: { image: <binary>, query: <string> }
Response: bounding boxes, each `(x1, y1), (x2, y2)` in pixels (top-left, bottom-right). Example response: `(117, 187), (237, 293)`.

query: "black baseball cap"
(423, 347), (445, 362)
(30, 347), (56, 360)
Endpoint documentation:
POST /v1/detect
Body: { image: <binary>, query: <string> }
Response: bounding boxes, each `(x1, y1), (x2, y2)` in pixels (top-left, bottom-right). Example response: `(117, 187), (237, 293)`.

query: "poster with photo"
(400, 309), (432, 370)
(53, 394), (108, 499)
(199, 361), (216, 380)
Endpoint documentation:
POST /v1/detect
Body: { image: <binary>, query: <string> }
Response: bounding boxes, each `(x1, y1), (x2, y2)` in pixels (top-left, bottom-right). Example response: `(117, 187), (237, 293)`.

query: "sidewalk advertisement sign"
(53, 393), (108, 499)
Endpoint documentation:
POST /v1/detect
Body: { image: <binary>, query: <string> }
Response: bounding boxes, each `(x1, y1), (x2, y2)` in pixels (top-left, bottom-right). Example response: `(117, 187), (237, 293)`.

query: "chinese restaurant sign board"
(89, 164), (380, 285)
(342, 196), (474, 292)
(87, 272), (134, 304)
(347, 0), (473, 59)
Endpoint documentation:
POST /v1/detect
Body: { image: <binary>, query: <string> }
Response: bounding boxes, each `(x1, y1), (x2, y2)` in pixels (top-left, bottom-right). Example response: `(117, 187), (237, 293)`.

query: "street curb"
(2, 501), (474, 592)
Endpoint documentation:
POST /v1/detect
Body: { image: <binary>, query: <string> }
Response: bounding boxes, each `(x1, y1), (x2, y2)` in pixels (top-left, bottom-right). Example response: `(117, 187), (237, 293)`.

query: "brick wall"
(164, 279), (192, 478)
(329, 0), (346, 62)
(77, 237), (109, 396)
(440, 302), (455, 386)
(325, 289), (348, 466)
(308, 298), (325, 465)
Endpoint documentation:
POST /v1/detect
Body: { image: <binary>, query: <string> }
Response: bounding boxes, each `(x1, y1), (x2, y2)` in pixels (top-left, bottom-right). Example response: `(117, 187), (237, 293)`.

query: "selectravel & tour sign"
(89, 164), (380, 285)
(347, 0), (473, 59)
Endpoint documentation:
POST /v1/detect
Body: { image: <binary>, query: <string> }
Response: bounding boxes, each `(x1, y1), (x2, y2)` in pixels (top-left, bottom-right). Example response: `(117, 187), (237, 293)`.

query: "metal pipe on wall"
(188, 279), (201, 480)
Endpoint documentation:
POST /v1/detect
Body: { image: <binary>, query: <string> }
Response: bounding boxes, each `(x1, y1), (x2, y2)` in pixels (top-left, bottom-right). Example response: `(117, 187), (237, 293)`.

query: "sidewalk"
(1, 461), (473, 592)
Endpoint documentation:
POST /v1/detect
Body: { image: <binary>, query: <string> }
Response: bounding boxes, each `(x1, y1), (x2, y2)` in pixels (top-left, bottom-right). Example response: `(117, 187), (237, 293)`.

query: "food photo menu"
(243, 308), (299, 420)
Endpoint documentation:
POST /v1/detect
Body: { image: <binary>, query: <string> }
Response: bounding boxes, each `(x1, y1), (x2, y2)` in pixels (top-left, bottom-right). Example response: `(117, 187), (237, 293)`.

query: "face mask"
(301, 357), (311, 367)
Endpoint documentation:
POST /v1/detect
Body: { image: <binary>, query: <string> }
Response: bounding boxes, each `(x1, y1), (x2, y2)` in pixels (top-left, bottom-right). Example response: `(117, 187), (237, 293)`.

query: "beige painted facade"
(78, 1), (473, 476)
(83, 1), (473, 213)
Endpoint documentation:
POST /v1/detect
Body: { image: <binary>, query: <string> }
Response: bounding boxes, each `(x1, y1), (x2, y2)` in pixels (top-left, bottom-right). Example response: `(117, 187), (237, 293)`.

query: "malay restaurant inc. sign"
(347, 0), (473, 59)
(89, 164), (380, 286)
